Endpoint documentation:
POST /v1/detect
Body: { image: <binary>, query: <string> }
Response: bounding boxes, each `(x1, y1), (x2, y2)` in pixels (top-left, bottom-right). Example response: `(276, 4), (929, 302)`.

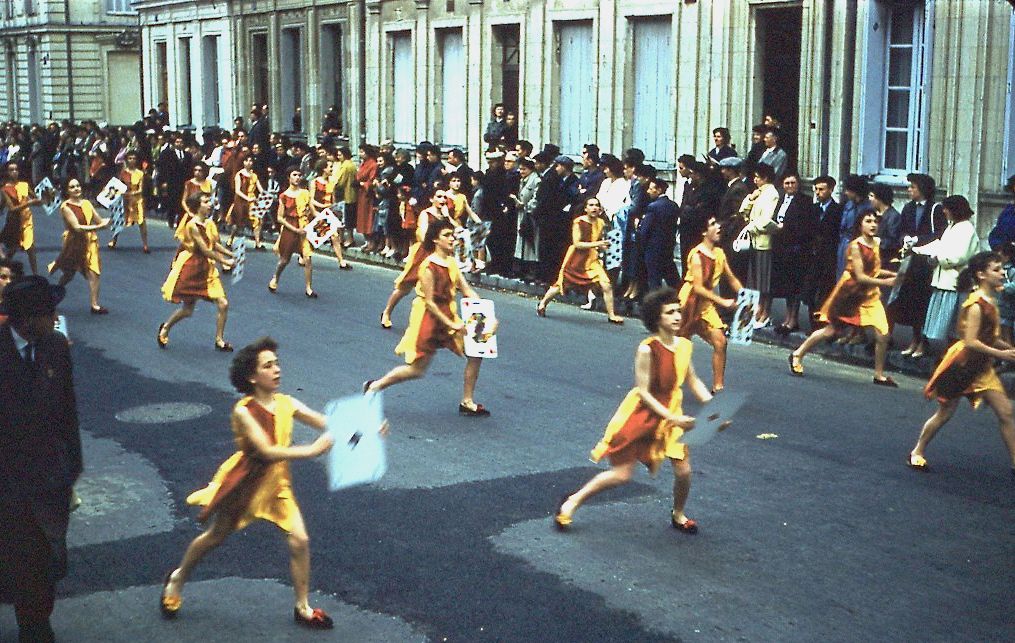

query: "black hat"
(533, 151), (554, 165)
(541, 143), (561, 158)
(0, 275), (65, 318)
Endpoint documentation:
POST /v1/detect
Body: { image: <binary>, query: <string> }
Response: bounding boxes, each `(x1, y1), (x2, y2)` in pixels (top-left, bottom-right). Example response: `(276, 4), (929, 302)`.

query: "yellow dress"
(590, 336), (693, 472)
(119, 167), (145, 225)
(176, 179), (215, 239)
(553, 216), (611, 292)
(395, 255), (465, 364)
(274, 189), (313, 258)
(187, 394), (299, 533)
(677, 243), (728, 334)
(924, 292), (1005, 407)
(816, 238), (889, 335)
(48, 201), (101, 276)
(161, 217), (226, 302)
(394, 208), (437, 289)
(2, 182), (34, 250)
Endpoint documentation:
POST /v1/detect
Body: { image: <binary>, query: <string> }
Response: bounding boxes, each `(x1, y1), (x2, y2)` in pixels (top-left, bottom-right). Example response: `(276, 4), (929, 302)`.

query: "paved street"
(2, 211), (1013, 642)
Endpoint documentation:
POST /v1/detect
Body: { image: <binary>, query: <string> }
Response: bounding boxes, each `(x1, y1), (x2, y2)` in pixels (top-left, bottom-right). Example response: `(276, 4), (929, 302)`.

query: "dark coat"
(638, 195), (680, 287)
(890, 199), (945, 327)
(248, 117), (270, 150)
(800, 199), (843, 308)
(770, 193), (816, 298)
(0, 326), (81, 604)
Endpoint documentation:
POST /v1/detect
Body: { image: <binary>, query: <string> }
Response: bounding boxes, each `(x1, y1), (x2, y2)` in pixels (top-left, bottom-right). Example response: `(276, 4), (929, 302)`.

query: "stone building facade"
(135, 0), (1013, 232)
(0, 0), (143, 125)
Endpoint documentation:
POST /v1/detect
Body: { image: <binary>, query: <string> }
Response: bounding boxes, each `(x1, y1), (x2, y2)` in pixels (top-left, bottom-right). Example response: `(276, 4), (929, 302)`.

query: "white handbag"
(732, 226), (752, 253)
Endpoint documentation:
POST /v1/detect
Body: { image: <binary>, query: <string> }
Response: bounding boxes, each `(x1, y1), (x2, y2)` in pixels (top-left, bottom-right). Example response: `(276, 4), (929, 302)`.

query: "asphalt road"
(2, 210), (1013, 642)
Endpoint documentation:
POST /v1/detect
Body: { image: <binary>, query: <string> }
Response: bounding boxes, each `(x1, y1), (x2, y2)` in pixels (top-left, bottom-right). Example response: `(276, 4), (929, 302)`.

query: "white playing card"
(461, 297), (498, 358)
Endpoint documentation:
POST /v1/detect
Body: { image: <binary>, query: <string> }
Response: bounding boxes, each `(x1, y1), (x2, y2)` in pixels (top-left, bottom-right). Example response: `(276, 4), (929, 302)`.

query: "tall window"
(555, 22), (595, 156)
(178, 37), (193, 126)
(280, 28), (303, 132)
(859, 1), (932, 176)
(631, 18), (674, 164)
(320, 24), (344, 133)
(24, 0), (37, 16)
(250, 32), (269, 108)
(390, 31), (413, 143)
(3, 1), (14, 20)
(439, 29), (466, 147)
(155, 41), (169, 106)
(106, 0), (135, 13)
(202, 35), (220, 126)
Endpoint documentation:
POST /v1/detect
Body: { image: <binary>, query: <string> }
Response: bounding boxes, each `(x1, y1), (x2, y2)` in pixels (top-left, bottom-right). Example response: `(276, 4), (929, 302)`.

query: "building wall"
(127, 0), (1014, 232)
(0, 0), (142, 124)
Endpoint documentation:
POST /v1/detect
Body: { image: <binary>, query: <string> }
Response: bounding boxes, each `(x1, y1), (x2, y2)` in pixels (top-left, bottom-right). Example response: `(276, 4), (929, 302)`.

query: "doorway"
(492, 24), (520, 115)
(757, 6), (802, 169)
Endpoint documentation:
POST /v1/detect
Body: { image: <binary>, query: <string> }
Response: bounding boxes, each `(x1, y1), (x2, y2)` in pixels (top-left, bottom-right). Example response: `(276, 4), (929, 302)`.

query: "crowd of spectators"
(4, 102), (1015, 352)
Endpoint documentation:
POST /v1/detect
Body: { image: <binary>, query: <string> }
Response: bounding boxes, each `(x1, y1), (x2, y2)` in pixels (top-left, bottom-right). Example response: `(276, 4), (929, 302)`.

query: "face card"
(303, 210), (342, 249)
(96, 176), (129, 209)
(230, 238), (246, 285)
(461, 297), (498, 359)
(728, 288), (760, 345)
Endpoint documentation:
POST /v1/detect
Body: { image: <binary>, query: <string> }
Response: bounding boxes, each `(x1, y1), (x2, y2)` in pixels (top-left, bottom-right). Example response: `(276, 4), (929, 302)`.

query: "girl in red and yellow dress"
(909, 251), (1015, 473)
(226, 154), (264, 249)
(536, 196), (624, 323)
(176, 162), (215, 240)
(366, 220), (496, 416)
(158, 191), (235, 352)
(312, 159), (352, 271)
(1, 161), (42, 274)
(48, 177), (110, 314)
(160, 337), (383, 629)
(379, 189), (454, 329)
(678, 216), (744, 393)
(107, 151), (149, 253)
(789, 211), (898, 386)
(554, 287), (717, 533)
(268, 167), (316, 298)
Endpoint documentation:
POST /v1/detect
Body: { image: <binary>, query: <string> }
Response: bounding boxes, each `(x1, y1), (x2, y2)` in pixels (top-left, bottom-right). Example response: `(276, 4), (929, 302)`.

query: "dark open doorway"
(492, 24), (520, 114)
(758, 6), (802, 169)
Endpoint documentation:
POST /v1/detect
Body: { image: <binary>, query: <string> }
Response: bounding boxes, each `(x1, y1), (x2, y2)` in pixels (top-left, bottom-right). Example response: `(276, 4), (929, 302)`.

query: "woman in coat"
(355, 144), (379, 252)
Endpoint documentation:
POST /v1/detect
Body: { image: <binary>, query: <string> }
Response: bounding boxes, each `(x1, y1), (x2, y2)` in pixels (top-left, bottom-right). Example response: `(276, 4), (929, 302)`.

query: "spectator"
(355, 144), (379, 252)
(501, 112), (519, 149)
(739, 162), (781, 327)
(675, 153), (696, 207)
(333, 145), (358, 246)
(620, 162), (654, 301)
(716, 157), (752, 295)
(771, 173), (814, 334)
(411, 141), (437, 202)
(515, 139), (533, 161)
(483, 103), (508, 146)
(532, 151), (564, 283)
(743, 124), (767, 176)
(248, 107), (270, 150)
(482, 151), (513, 275)
(679, 161), (723, 270)
(595, 155), (630, 224)
(639, 177), (681, 290)
(988, 174), (1015, 250)
(801, 175), (843, 327)
(156, 135), (192, 228)
(921, 195), (980, 347)
(512, 157), (540, 280)
(890, 172), (945, 358)
(998, 242), (1015, 347)
(445, 148), (473, 189)
(707, 127), (737, 166)
(578, 144), (605, 197)
(757, 128), (788, 179)
(869, 182), (902, 267)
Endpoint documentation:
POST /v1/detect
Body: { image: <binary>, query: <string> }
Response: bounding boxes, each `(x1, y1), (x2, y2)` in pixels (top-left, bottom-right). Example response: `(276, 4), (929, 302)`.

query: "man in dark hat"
(0, 275), (82, 643)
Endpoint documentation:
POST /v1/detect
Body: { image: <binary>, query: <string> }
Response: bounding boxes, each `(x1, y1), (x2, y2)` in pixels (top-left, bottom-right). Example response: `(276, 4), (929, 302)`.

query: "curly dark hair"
(229, 337), (279, 394)
(641, 287), (681, 332)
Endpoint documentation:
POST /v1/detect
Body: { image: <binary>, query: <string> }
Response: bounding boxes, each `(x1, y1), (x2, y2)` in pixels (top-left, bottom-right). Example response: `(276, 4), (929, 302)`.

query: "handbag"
(732, 226), (752, 253)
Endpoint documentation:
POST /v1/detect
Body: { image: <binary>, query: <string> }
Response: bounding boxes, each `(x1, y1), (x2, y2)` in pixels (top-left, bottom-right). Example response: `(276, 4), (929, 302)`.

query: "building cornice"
(0, 24), (140, 37)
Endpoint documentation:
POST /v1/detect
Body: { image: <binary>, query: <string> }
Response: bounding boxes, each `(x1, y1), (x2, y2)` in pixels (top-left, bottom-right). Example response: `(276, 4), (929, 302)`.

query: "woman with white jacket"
(738, 162), (781, 326)
(919, 195), (981, 345)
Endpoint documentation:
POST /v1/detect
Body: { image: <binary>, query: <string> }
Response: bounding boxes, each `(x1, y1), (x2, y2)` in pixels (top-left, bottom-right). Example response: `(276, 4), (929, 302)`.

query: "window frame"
(1003, 10), (1015, 186)
(105, 0), (137, 15)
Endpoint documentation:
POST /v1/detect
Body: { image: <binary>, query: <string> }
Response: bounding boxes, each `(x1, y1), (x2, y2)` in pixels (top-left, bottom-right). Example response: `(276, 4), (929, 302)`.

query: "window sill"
(869, 173), (910, 187)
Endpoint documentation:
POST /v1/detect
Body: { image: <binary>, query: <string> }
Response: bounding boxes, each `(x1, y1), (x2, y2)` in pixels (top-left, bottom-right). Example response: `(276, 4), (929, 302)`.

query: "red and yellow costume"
(553, 215), (610, 293)
(678, 243), (728, 335)
(394, 207), (440, 289)
(176, 178), (215, 239)
(48, 201), (101, 276)
(1, 181), (34, 250)
(816, 238), (888, 335)
(187, 394), (300, 533)
(394, 255), (465, 363)
(590, 336), (693, 472)
(448, 192), (468, 226)
(161, 217), (226, 303)
(275, 189), (312, 258)
(227, 170), (260, 229)
(924, 292), (1005, 407)
(119, 167), (145, 225)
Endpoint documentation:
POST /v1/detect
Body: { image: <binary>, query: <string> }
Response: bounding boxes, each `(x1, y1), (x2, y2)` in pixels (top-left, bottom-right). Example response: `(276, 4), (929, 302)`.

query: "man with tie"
(757, 128), (789, 180)
(0, 276), (82, 643)
(770, 173), (816, 333)
(799, 175), (842, 326)
(157, 136), (193, 228)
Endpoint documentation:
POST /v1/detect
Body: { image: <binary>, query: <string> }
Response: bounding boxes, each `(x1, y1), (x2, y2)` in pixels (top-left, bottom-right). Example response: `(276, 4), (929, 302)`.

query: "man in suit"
(801, 175), (843, 323)
(770, 173), (816, 333)
(247, 107), (270, 151)
(757, 128), (788, 180)
(638, 177), (681, 289)
(156, 135), (192, 228)
(0, 276), (82, 643)
(678, 161), (724, 270)
(532, 151), (564, 283)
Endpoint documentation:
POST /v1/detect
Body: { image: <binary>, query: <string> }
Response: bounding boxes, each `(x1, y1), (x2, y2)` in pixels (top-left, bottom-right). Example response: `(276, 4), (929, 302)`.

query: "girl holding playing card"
(677, 216), (744, 393)
(107, 151), (149, 253)
(226, 154), (264, 249)
(310, 159), (352, 270)
(536, 196), (624, 324)
(160, 337), (353, 630)
(159, 192), (235, 351)
(554, 287), (716, 533)
(366, 219), (496, 416)
(268, 166), (317, 298)
(1, 161), (42, 274)
(48, 177), (111, 314)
